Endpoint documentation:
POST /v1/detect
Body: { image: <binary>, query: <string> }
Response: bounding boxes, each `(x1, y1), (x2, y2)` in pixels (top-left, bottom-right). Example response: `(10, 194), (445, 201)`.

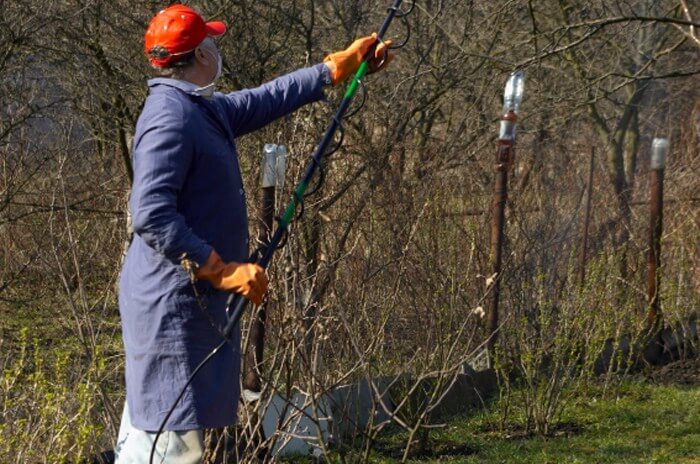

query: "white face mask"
(214, 53), (222, 82)
(195, 41), (222, 98)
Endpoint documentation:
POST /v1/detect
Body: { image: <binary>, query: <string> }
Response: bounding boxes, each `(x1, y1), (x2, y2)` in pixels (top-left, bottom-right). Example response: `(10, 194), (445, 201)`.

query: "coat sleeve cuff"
(318, 62), (333, 87)
(191, 243), (214, 268)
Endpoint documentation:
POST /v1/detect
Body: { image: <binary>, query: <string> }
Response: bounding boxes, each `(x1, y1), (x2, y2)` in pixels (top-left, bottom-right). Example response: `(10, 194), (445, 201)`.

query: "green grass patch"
(333, 380), (699, 463)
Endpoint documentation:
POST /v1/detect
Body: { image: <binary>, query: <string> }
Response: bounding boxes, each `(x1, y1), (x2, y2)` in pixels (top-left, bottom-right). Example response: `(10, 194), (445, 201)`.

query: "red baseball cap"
(145, 4), (226, 68)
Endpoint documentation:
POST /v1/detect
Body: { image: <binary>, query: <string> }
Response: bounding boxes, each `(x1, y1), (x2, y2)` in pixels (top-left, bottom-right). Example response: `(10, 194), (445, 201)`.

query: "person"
(114, 4), (393, 463)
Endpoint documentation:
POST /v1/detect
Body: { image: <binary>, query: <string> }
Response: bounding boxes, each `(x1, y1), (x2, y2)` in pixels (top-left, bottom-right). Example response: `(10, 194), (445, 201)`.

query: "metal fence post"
(647, 138), (668, 331)
(244, 144), (287, 394)
(486, 71), (524, 357)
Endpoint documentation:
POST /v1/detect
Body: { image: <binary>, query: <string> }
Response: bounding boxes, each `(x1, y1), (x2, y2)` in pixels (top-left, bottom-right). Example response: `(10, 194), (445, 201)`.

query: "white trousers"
(114, 402), (204, 464)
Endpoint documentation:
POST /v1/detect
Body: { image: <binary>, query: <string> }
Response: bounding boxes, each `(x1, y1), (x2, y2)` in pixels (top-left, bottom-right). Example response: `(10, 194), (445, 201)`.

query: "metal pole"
(486, 140), (511, 353)
(579, 147), (595, 287)
(486, 71), (523, 357)
(646, 138), (668, 330)
(244, 145), (286, 394)
(243, 186), (274, 393)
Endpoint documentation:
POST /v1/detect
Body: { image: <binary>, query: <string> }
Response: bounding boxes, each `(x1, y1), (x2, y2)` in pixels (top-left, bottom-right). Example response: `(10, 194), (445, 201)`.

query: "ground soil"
(646, 356), (700, 386)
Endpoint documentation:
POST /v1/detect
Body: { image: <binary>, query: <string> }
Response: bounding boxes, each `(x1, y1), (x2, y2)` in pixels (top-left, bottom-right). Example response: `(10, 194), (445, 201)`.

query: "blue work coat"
(119, 63), (331, 431)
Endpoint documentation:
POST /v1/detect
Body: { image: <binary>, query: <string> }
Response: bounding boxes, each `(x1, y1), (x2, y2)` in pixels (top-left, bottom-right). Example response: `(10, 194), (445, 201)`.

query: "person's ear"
(194, 46), (211, 66)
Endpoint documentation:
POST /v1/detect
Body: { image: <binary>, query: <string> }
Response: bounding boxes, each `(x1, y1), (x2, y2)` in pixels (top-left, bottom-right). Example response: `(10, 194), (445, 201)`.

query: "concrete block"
(466, 346), (490, 372)
(260, 392), (331, 457)
(326, 376), (396, 440)
(429, 369), (498, 420)
(386, 369), (498, 424)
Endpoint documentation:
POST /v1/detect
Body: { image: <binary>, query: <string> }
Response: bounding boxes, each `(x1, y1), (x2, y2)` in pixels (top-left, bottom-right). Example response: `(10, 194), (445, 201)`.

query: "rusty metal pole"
(578, 147), (595, 287)
(244, 144), (287, 394)
(646, 138), (668, 331)
(486, 139), (512, 352)
(486, 71), (524, 358)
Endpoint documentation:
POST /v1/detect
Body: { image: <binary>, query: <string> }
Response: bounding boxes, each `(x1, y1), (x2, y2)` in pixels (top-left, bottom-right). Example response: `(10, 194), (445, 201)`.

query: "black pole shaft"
(221, 0), (405, 340)
(221, 106), (348, 339)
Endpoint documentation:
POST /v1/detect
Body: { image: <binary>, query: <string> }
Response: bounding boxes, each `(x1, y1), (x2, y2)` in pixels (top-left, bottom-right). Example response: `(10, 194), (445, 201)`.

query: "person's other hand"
(324, 33), (394, 85)
(195, 250), (268, 305)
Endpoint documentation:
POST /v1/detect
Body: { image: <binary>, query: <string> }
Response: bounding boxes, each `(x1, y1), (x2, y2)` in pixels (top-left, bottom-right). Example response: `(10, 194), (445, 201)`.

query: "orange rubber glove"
(195, 250), (268, 305)
(324, 33), (395, 85)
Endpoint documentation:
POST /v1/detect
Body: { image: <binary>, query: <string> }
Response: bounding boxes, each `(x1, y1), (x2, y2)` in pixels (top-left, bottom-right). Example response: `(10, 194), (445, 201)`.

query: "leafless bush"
(0, 0), (697, 461)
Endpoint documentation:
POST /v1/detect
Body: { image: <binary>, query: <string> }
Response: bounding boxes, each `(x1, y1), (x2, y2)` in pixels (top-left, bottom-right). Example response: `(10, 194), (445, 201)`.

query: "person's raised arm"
(223, 34), (393, 137)
(223, 64), (330, 138)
